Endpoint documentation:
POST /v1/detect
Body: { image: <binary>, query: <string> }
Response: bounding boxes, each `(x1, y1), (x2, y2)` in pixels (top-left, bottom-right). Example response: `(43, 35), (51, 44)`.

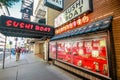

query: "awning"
(0, 15), (55, 39)
(51, 16), (112, 41)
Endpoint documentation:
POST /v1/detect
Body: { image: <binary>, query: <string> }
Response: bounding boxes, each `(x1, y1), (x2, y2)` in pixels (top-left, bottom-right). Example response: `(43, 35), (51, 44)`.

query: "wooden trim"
(107, 30), (117, 80)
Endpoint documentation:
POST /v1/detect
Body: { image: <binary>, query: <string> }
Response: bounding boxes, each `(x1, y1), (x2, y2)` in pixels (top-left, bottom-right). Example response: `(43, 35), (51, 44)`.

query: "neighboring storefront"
(0, 33), (5, 54)
(0, 15), (55, 62)
(34, 42), (44, 59)
(48, 0), (120, 80)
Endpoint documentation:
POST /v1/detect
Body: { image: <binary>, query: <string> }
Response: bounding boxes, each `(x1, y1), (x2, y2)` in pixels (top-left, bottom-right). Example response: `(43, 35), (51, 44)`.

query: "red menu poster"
(57, 42), (66, 60)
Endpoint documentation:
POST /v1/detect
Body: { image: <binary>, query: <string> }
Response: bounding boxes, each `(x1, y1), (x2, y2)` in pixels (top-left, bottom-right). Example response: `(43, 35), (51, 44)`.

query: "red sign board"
(6, 20), (51, 32)
(55, 15), (90, 34)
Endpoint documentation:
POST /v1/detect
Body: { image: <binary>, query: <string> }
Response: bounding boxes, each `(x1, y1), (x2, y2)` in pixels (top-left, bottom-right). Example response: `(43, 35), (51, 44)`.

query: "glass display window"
(49, 42), (56, 59)
(51, 35), (109, 77)
(72, 41), (78, 55)
(57, 41), (72, 63)
(92, 39), (100, 58)
(92, 39), (100, 49)
(99, 38), (107, 59)
(57, 42), (66, 60)
(72, 41), (84, 67)
(77, 41), (85, 56)
(79, 38), (108, 76)
(92, 50), (99, 57)
(100, 38), (106, 47)
(64, 42), (72, 63)
(64, 42), (71, 54)
(84, 40), (92, 57)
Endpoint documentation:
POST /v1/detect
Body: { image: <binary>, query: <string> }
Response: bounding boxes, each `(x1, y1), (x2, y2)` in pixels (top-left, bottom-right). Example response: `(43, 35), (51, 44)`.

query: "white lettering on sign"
(55, 0), (92, 27)
(65, 0), (83, 21)
(46, 0), (63, 8)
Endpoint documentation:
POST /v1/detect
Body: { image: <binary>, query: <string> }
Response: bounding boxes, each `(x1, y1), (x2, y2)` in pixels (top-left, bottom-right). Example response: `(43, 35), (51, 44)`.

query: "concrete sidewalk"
(0, 53), (81, 80)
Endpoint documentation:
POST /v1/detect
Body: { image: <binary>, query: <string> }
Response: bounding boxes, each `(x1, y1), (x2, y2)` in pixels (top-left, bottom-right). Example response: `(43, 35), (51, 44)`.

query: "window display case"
(57, 42), (72, 63)
(49, 34), (109, 77)
(49, 16), (114, 79)
(49, 42), (56, 59)
(72, 36), (108, 76)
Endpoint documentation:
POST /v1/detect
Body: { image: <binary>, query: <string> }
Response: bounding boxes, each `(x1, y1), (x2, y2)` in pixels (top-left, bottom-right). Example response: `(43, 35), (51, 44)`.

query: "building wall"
(30, 44), (34, 52)
(46, 0), (76, 26)
(44, 40), (49, 61)
(89, 0), (120, 79)
(46, 7), (61, 26)
(47, 0), (120, 79)
(34, 42), (45, 59)
(0, 33), (5, 54)
(39, 43), (44, 54)
(34, 43), (39, 54)
(0, 3), (10, 16)
(110, 1), (120, 79)
(0, 3), (9, 52)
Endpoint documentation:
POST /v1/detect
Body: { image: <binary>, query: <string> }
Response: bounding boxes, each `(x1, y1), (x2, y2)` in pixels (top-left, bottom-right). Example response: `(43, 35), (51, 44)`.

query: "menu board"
(72, 38), (108, 76)
(49, 42), (56, 59)
(57, 42), (72, 63)
(57, 42), (65, 60)
(55, 37), (109, 76)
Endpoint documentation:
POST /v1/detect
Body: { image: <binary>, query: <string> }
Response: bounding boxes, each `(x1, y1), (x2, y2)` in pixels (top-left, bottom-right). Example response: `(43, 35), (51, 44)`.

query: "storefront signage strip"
(0, 15), (55, 36)
(5, 20), (51, 32)
(55, 15), (90, 34)
(55, 0), (93, 27)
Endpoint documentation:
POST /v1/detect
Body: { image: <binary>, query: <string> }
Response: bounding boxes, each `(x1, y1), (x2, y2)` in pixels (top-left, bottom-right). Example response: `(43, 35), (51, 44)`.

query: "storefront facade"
(48, 0), (120, 80)
(34, 41), (45, 60)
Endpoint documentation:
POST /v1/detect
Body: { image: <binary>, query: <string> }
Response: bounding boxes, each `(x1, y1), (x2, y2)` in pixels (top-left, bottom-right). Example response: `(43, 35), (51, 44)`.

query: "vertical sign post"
(2, 36), (7, 69)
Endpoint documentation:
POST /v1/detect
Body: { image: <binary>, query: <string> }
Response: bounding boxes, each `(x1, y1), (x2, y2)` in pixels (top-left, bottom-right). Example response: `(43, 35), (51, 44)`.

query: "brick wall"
(47, 0), (120, 79)
(89, 0), (120, 79)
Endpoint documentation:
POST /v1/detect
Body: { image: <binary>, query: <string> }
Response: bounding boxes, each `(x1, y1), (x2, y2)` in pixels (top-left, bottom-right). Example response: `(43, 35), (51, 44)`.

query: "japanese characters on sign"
(55, 15), (90, 34)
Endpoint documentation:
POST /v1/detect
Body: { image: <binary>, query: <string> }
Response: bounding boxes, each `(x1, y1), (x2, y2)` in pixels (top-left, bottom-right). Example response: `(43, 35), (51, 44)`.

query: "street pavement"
(0, 53), (81, 80)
